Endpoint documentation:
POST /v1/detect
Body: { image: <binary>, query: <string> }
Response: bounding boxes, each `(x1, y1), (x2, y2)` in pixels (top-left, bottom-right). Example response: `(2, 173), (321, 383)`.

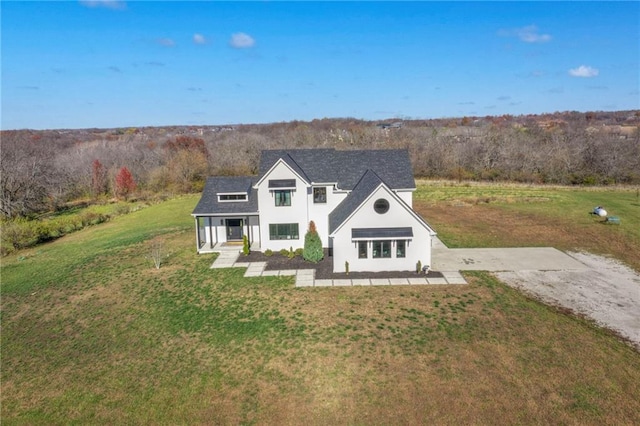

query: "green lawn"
(415, 182), (640, 270)
(2, 186), (639, 424)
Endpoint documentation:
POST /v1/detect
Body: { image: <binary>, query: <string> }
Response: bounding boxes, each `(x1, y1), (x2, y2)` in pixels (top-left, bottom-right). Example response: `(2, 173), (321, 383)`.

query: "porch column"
(246, 215), (251, 245)
(208, 217), (214, 248)
(194, 217), (201, 251)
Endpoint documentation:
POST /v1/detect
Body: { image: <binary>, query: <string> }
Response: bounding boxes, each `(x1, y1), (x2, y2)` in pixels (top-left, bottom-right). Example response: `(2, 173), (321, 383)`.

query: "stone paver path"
(208, 244), (467, 287)
(208, 238), (589, 287)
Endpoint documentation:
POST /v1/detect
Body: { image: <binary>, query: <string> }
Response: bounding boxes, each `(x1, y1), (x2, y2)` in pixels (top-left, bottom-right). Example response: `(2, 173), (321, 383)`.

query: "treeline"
(1, 110), (639, 219)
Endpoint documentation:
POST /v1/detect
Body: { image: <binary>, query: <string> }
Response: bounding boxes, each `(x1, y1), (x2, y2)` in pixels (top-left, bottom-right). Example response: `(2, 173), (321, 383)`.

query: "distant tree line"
(1, 110), (638, 218)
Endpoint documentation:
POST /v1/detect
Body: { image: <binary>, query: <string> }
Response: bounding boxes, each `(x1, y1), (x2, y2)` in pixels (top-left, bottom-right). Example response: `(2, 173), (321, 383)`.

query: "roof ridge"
(282, 152), (311, 182)
(351, 168), (387, 190)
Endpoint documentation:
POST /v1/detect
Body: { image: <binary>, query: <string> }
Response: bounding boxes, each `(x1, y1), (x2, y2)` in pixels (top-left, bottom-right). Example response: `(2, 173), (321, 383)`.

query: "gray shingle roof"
(192, 176), (258, 215)
(328, 169), (386, 233)
(259, 149), (415, 190)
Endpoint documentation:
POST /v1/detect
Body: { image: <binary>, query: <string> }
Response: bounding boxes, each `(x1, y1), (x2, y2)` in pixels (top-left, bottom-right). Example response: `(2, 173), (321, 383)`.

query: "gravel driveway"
(495, 252), (640, 350)
(432, 238), (640, 350)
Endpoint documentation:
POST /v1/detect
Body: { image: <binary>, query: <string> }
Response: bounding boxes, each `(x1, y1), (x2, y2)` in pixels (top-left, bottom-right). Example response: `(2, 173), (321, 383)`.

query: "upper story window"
(218, 193), (247, 202)
(313, 187), (327, 204)
(274, 190), (291, 206)
(374, 198), (390, 214)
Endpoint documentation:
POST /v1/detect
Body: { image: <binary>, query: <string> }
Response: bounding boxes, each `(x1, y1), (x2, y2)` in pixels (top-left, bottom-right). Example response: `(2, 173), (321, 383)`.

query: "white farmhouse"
(192, 149), (436, 273)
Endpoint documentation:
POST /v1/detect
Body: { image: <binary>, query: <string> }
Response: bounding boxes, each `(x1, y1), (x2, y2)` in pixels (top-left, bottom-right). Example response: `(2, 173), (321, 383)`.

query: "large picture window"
(269, 223), (299, 240)
(274, 190), (291, 206)
(396, 240), (406, 258)
(372, 240), (391, 258)
(358, 241), (368, 258)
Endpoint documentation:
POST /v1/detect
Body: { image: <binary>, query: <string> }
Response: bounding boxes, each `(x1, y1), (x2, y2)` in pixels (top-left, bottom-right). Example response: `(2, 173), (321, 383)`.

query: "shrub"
(294, 248), (304, 257)
(242, 235), (250, 256)
(264, 249), (273, 257)
(416, 260), (422, 274)
(345, 261), (349, 275)
(303, 221), (323, 263)
(279, 248), (289, 257)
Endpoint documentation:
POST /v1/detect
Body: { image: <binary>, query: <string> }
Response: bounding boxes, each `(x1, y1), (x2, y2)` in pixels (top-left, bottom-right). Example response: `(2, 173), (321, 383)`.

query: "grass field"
(2, 184), (639, 424)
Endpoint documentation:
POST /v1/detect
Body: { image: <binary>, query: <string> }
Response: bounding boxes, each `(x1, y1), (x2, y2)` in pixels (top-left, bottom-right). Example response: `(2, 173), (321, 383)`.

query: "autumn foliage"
(1, 110), (639, 219)
(114, 166), (136, 199)
(91, 159), (107, 197)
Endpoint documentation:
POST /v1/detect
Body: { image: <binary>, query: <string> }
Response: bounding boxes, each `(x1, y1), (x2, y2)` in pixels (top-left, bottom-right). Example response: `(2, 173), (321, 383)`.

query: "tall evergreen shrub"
(303, 221), (323, 263)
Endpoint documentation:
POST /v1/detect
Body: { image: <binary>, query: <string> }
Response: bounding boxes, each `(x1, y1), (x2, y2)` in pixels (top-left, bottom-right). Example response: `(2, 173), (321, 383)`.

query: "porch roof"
(351, 227), (413, 240)
(192, 176), (259, 216)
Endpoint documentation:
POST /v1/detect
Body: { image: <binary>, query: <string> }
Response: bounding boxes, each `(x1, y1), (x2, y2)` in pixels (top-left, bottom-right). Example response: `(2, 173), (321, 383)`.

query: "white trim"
(192, 213), (258, 217)
(329, 182), (436, 237)
(310, 181), (338, 186)
(351, 236), (413, 241)
(218, 192), (248, 202)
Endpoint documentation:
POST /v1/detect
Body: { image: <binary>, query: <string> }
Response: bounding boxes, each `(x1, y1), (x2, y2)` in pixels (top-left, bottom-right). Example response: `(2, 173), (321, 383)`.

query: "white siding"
(257, 162), (308, 252)
(331, 185), (432, 273)
(307, 186), (347, 249)
(396, 190), (414, 207)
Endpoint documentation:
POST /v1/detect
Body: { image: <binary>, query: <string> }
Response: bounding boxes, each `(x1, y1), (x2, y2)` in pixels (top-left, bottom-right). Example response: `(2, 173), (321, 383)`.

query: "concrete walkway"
(208, 238), (590, 287)
(432, 245), (589, 272)
(208, 243), (467, 287)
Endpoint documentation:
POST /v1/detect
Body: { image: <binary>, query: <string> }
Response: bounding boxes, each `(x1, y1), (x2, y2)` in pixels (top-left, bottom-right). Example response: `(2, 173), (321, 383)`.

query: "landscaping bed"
(243, 249), (443, 280)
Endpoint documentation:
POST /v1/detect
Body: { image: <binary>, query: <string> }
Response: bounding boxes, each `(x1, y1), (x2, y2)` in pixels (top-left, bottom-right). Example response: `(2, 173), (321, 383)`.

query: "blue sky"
(2, 1), (638, 130)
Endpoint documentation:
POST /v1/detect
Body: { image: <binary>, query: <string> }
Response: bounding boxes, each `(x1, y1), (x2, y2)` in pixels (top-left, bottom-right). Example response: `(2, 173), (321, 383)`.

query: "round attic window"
(374, 198), (390, 214)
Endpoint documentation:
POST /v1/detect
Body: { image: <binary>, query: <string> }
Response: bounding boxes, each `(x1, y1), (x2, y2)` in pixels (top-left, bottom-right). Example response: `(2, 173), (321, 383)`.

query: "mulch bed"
(243, 249), (443, 280)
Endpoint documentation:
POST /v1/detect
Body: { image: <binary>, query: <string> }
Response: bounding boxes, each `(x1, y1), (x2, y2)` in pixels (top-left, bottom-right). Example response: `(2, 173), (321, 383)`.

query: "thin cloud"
(229, 32), (255, 49)
(145, 61), (165, 67)
(497, 96), (511, 101)
(193, 34), (207, 45)
(108, 66), (122, 73)
(569, 65), (599, 78)
(499, 25), (551, 43)
(18, 85), (39, 90)
(79, 0), (126, 10)
(157, 38), (176, 47)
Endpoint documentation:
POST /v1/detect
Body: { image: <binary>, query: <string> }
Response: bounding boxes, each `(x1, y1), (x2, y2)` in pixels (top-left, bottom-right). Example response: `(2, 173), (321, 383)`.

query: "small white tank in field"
(593, 206), (607, 217)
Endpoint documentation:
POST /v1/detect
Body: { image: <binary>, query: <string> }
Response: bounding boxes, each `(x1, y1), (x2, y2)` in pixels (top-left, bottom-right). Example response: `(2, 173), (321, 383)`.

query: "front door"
(226, 218), (244, 241)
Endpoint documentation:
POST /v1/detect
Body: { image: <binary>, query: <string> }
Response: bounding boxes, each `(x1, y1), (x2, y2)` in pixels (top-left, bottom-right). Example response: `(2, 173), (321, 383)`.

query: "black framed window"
(313, 187), (327, 203)
(372, 240), (391, 258)
(374, 198), (389, 214)
(358, 241), (368, 258)
(219, 194), (247, 201)
(396, 240), (406, 258)
(274, 190), (291, 206)
(269, 223), (299, 240)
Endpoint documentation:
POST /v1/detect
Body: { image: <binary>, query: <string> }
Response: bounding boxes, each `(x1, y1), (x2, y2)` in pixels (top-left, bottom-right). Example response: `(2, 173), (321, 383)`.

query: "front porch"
(196, 240), (261, 254)
(194, 214), (260, 252)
